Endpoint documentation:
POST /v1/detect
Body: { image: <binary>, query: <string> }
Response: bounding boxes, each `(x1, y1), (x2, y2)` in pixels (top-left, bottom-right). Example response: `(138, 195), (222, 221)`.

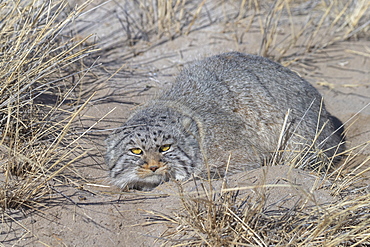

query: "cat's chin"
(129, 174), (168, 191)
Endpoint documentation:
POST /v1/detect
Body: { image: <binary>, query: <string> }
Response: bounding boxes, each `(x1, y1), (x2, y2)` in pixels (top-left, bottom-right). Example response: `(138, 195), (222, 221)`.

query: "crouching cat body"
(106, 52), (344, 190)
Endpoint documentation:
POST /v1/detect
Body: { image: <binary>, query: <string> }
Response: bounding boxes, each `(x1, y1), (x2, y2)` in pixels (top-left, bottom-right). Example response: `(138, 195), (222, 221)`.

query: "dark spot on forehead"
(163, 134), (172, 140)
(128, 140), (136, 145)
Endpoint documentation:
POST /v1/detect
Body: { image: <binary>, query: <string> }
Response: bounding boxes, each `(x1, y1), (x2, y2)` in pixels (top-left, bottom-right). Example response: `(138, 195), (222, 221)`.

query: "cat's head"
(106, 111), (201, 190)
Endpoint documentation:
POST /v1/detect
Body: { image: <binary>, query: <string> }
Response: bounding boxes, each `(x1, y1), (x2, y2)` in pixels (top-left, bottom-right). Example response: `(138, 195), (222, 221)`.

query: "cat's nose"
(149, 166), (159, 172)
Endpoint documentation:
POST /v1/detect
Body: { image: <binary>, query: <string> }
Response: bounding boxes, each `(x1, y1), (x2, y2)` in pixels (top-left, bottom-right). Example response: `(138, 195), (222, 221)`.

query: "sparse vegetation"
(222, 0), (370, 63)
(257, 0), (370, 61)
(0, 0), (96, 210)
(154, 147), (370, 246)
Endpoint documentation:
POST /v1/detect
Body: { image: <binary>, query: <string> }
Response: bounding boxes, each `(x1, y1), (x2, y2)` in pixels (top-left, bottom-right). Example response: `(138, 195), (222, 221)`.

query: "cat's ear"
(182, 116), (192, 130)
(182, 116), (198, 136)
(105, 135), (118, 169)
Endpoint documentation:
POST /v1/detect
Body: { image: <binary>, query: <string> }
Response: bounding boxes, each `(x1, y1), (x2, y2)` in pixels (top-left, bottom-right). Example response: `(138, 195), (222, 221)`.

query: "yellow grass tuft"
(0, 0), (97, 210)
(153, 148), (370, 246)
(110, 0), (206, 46)
(255, 0), (370, 61)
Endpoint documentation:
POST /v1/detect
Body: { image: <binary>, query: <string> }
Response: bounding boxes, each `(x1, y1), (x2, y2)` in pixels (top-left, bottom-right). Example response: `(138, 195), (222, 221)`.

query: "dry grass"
(152, 143), (370, 246)
(87, 0), (370, 62)
(170, 188), (369, 246)
(105, 0), (206, 46)
(225, 0), (370, 63)
(0, 0), (97, 210)
(258, 0), (370, 61)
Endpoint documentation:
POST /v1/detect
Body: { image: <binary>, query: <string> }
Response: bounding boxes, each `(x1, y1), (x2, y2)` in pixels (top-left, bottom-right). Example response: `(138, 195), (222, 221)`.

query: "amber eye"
(130, 148), (143, 155)
(159, 144), (171, 153)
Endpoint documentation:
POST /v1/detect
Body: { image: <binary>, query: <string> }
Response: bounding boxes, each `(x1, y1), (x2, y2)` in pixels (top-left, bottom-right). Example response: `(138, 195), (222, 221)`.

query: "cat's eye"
(159, 144), (171, 153)
(130, 148), (143, 155)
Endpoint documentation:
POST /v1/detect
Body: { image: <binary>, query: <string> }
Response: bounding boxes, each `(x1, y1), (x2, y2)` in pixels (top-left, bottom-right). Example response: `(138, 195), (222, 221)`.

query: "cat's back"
(158, 52), (341, 165)
(162, 52), (321, 115)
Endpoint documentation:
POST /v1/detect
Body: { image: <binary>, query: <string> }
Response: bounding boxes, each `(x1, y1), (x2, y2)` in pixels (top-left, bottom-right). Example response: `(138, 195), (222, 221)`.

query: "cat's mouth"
(137, 163), (169, 179)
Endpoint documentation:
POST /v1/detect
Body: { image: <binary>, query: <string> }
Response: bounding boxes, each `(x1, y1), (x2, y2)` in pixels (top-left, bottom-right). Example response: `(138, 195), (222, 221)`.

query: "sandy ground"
(1, 1), (369, 246)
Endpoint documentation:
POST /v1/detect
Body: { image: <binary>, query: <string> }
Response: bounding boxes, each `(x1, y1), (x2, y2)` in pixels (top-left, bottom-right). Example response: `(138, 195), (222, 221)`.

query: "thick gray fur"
(106, 52), (344, 190)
